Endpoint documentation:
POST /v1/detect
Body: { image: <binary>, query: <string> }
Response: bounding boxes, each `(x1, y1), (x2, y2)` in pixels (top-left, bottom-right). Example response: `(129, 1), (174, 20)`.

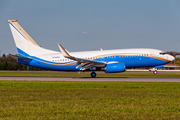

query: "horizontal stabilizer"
(7, 54), (31, 60)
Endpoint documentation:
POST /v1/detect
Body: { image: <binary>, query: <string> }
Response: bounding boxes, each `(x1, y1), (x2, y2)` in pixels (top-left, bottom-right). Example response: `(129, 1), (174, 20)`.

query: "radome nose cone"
(169, 55), (175, 61)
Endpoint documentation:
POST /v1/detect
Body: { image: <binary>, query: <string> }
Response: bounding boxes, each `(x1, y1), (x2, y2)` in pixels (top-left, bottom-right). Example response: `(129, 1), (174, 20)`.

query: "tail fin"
(8, 20), (40, 47)
(8, 20), (58, 57)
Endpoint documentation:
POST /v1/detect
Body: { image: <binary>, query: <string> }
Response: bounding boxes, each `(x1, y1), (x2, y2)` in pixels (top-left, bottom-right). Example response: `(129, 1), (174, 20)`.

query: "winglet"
(58, 43), (70, 57)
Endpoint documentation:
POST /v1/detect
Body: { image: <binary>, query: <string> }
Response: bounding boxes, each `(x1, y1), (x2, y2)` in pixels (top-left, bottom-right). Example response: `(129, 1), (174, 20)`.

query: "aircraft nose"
(168, 55), (175, 61)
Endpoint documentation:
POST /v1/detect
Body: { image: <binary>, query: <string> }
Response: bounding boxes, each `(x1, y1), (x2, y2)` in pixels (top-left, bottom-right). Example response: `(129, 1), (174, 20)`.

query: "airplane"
(8, 20), (175, 78)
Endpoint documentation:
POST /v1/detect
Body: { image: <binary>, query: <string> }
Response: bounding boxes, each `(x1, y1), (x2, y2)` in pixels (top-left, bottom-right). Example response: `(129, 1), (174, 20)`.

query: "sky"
(1, 0), (180, 55)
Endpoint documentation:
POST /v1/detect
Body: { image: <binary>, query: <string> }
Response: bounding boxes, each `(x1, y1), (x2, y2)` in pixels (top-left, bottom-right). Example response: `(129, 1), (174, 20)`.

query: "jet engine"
(104, 62), (125, 73)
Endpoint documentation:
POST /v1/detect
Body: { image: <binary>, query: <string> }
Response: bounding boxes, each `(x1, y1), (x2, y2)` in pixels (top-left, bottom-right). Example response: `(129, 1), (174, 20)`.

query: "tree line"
(0, 52), (180, 70)
(0, 54), (44, 70)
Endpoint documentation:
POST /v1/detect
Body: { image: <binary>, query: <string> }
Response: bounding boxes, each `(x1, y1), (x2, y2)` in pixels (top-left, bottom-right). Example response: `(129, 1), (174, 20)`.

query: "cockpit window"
(159, 52), (167, 55)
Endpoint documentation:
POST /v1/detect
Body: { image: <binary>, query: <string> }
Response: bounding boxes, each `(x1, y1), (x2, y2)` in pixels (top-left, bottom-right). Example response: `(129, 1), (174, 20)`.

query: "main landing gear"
(91, 72), (96, 78)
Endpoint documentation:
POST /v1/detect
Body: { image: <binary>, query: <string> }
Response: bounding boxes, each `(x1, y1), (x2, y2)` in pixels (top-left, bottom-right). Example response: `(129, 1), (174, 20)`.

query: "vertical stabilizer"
(8, 20), (59, 57)
(8, 20), (39, 47)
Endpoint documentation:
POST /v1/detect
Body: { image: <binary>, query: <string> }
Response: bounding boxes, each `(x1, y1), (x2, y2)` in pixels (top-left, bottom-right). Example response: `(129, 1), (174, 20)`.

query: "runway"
(0, 76), (180, 82)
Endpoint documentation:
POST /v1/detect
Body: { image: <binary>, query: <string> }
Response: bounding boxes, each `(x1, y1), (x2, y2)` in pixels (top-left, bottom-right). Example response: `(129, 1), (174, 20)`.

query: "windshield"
(159, 52), (167, 55)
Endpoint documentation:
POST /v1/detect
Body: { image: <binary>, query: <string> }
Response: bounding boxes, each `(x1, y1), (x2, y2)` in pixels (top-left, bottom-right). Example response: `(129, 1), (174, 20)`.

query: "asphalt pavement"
(0, 76), (180, 82)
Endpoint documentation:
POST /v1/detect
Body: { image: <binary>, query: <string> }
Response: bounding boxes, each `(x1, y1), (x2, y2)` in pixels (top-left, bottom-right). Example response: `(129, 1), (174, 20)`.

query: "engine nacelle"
(105, 62), (126, 73)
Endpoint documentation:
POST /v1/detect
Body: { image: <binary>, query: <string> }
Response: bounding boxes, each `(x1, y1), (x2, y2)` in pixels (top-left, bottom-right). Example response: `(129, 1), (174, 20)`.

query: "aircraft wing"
(58, 44), (106, 71)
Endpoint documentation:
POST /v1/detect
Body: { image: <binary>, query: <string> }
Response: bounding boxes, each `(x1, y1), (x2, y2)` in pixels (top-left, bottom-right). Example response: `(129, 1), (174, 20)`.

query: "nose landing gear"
(149, 68), (158, 75)
(153, 70), (158, 74)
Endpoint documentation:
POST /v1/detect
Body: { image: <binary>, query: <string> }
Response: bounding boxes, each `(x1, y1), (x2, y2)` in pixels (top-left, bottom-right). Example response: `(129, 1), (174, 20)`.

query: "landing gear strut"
(91, 72), (96, 78)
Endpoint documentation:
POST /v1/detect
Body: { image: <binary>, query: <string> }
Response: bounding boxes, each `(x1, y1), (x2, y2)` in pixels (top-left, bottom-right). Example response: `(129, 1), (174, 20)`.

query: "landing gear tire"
(91, 72), (96, 78)
(153, 70), (158, 75)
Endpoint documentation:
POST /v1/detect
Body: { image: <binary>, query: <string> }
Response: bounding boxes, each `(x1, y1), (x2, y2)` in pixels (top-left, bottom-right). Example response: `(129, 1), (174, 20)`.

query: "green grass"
(0, 81), (180, 119)
(0, 71), (180, 78)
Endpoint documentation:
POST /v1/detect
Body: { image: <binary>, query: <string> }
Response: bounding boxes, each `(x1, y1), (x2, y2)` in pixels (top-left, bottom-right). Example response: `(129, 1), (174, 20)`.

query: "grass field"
(0, 81), (180, 119)
(0, 71), (180, 78)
